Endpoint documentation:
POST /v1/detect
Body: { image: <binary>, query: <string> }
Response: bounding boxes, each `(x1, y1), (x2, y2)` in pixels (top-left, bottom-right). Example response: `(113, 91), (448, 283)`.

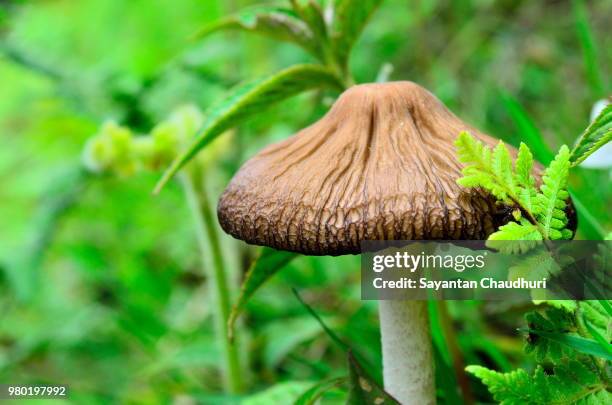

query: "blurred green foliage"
(0, 0), (610, 403)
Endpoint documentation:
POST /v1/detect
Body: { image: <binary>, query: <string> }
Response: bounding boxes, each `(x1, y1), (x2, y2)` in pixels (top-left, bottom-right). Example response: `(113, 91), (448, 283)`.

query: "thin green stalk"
(436, 301), (474, 404)
(0, 42), (63, 81)
(181, 165), (244, 393)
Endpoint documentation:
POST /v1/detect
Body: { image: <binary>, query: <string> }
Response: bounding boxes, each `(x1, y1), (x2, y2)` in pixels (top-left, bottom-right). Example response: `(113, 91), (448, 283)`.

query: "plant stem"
(437, 301), (474, 404)
(181, 166), (244, 393)
(379, 300), (435, 405)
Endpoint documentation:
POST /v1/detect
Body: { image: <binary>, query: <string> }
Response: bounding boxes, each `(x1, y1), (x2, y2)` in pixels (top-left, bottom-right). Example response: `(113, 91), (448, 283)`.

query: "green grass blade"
(568, 192), (606, 239)
(154, 64), (343, 193)
(519, 328), (612, 361)
(347, 351), (400, 405)
(572, 0), (604, 96)
(292, 288), (379, 383)
(428, 301), (464, 405)
(294, 377), (347, 405)
(500, 92), (554, 164)
(292, 287), (350, 352)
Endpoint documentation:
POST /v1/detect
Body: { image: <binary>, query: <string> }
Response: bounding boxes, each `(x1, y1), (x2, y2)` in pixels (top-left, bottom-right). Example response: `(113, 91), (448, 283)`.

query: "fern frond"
(493, 141), (517, 194)
(519, 187), (539, 217)
(486, 221), (542, 253)
(515, 142), (535, 188)
(535, 145), (571, 240)
(466, 366), (547, 404)
(508, 251), (559, 289)
(455, 131), (514, 203)
(456, 131), (491, 165)
(467, 360), (608, 405)
(455, 133), (547, 230)
(514, 142), (540, 215)
(456, 133), (575, 242)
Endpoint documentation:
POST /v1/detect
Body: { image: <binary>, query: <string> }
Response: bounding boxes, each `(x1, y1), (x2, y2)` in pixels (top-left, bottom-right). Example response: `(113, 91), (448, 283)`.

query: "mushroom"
(216, 82), (552, 404)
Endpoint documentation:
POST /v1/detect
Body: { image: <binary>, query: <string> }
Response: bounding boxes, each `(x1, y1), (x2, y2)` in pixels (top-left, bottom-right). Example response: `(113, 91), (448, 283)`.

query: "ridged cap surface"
(218, 82), (530, 255)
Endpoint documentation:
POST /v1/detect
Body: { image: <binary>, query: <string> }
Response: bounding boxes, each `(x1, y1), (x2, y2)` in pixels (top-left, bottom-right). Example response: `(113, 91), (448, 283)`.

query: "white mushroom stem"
(379, 300), (435, 404)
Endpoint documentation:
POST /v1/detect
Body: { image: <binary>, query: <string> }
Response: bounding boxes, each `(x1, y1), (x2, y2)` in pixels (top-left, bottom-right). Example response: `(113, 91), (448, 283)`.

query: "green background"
(0, 0), (609, 403)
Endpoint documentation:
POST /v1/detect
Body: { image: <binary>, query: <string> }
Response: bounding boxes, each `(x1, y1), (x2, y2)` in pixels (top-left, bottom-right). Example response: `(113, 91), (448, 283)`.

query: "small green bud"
(131, 136), (156, 170)
(151, 121), (181, 167)
(103, 121), (133, 162)
(83, 105), (208, 177)
(82, 120), (136, 176)
(82, 135), (113, 173)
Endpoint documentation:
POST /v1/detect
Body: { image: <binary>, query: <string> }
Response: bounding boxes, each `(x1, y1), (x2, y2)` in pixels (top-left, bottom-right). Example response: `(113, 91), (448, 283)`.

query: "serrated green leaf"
(523, 307), (576, 363)
(331, 0), (383, 69)
(290, 0), (328, 53)
(154, 64), (343, 192)
(293, 376), (347, 405)
(227, 248), (297, 340)
(347, 351), (399, 405)
(570, 104), (612, 166)
(193, 6), (318, 57)
(523, 301), (577, 363)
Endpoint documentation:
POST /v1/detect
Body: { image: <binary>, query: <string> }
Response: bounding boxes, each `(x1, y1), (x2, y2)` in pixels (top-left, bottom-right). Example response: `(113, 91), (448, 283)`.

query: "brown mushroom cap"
(218, 82), (544, 255)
